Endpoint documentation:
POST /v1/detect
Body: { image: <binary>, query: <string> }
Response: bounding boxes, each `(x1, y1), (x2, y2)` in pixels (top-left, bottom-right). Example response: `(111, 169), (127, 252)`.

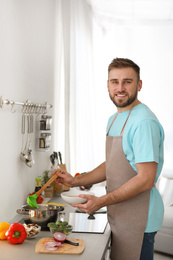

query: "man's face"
(107, 67), (142, 112)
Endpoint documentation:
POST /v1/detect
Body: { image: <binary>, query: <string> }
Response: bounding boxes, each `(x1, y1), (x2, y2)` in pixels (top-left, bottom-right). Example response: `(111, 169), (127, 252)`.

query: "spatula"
(27, 170), (61, 208)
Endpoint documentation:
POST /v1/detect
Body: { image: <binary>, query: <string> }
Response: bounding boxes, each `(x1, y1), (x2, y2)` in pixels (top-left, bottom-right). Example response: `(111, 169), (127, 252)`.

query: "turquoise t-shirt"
(106, 103), (164, 232)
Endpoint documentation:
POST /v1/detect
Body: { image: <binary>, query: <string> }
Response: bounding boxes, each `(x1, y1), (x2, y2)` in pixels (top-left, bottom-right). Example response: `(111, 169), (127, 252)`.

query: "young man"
(55, 58), (164, 260)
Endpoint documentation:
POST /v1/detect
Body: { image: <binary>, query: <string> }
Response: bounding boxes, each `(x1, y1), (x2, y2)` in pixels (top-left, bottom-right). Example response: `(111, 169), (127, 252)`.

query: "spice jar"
(40, 115), (52, 130)
(39, 133), (51, 149)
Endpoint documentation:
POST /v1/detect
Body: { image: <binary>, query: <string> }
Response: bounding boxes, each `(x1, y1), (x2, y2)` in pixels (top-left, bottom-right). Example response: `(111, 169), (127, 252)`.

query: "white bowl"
(61, 189), (94, 204)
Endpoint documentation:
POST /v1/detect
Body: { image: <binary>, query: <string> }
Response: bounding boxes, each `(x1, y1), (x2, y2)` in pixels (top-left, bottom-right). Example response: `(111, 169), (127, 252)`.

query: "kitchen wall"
(0, 0), (57, 222)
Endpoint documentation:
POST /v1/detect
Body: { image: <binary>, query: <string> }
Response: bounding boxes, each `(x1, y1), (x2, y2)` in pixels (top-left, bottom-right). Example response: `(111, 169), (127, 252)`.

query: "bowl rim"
(61, 191), (94, 198)
(49, 226), (73, 230)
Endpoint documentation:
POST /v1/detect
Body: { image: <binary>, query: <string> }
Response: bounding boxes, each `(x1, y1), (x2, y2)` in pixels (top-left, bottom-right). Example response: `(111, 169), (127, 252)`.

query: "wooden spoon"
(27, 170), (61, 208)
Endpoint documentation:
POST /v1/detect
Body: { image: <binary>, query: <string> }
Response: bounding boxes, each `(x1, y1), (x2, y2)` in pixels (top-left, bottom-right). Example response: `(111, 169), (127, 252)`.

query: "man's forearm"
(72, 162), (106, 187)
(99, 162), (157, 208)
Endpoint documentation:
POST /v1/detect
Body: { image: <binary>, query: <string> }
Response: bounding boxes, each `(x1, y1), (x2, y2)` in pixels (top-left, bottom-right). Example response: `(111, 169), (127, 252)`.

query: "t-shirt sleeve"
(133, 119), (162, 164)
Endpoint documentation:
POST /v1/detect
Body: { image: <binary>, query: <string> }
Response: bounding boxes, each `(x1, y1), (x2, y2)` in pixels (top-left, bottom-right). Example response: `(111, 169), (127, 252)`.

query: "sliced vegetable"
(53, 232), (66, 242)
(42, 240), (51, 244)
(44, 241), (62, 251)
(5, 223), (27, 244)
(45, 241), (62, 247)
(0, 222), (10, 240)
(45, 246), (58, 251)
(49, 232), (79, 247)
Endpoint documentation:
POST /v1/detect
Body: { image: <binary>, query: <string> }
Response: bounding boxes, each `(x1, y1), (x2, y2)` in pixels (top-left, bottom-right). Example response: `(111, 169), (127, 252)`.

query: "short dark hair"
(108, 58), (140, 81)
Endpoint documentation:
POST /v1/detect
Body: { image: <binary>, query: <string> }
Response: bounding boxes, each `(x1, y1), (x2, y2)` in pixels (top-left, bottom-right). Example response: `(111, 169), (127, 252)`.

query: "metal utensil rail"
(0, 96), (52, 114)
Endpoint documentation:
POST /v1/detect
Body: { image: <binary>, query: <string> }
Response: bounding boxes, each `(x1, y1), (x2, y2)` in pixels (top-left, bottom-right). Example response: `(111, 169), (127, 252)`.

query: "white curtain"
(53, 0), (102, 174)
(53, 0), (173, 177)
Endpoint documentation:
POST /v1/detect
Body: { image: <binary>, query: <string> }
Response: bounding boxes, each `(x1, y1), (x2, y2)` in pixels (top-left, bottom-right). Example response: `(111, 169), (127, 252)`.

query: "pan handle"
(16, 209), (29, 215)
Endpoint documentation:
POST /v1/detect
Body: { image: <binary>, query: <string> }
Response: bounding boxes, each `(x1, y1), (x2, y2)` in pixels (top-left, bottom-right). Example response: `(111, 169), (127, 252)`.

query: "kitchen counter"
(1, 187), (111, 260)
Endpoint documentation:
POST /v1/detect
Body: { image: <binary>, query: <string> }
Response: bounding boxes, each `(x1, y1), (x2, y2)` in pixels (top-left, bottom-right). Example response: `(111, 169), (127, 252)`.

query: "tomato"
(36, 195), (44, 204)
(74, 173), (80, 177)
(28, 193), (44, 204)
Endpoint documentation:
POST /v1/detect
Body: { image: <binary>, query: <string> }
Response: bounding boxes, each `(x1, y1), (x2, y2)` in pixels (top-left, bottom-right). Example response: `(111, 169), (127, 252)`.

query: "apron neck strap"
(120, 108), (132, 136)
(107, 113), (118, 135)
(107, 100), (139, 136)
(120, 100), (139, 136)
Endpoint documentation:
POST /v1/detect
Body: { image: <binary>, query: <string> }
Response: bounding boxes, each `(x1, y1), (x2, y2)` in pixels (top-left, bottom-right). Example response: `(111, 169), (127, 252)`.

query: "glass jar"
(39, 133), (51, 149)
(40, 115), (52, 130)
(35, 177), (42, 193)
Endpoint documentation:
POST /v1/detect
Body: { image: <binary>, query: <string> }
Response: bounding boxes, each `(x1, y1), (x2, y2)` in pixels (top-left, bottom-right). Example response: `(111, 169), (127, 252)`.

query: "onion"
(45, 247), (58, 251)
(53, 232), (67, 242)
(45, 241), (62, 247)
(45, 241), (62, 251)
(45, 246), (58, 251)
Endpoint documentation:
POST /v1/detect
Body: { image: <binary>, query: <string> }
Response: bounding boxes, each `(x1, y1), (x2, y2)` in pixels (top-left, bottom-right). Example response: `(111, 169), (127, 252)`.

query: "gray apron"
(106, 109), (151, 260)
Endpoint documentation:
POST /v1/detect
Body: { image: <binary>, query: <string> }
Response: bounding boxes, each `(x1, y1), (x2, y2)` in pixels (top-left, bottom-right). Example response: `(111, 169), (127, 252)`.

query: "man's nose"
(117, 83), (124, 92)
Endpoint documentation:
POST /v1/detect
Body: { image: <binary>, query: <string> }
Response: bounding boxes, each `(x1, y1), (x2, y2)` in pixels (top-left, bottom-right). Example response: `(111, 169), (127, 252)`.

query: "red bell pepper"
(5, 223), (27, 244)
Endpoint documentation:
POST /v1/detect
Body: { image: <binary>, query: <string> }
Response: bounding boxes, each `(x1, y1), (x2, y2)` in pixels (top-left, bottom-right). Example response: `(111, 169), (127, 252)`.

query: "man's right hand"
(53, 169), (75, 187)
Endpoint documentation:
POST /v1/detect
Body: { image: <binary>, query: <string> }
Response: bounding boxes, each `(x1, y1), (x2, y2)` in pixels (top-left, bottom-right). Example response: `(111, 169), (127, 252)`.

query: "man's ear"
(107, 80), (109, 91)
(138, 80), (142, 91)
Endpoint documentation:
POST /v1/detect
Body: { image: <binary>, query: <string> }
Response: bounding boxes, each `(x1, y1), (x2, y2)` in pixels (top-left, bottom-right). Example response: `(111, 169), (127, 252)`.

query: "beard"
(109, 89), (138, 108)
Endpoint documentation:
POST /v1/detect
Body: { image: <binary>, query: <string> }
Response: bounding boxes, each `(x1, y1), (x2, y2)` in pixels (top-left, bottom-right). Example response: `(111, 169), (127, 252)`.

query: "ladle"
(27, 170), (61, 208)
(26, 114), (34, 167)
(20, 115), (32, 167)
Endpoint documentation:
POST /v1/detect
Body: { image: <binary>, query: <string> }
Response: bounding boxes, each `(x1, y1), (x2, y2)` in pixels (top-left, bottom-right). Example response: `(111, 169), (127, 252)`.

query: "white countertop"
(1, 187), (111, 260)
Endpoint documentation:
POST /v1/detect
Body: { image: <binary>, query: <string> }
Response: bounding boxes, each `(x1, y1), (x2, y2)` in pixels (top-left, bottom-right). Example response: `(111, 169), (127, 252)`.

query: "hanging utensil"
(20, 114), (30, 165)
(27, 170), (62, 208)
(20, 114), (32, 167)
(21, 114), (26, 154)
(24, 115), (32, 167)
(27, 114), (35, 166)
(23, 116), (30, 156)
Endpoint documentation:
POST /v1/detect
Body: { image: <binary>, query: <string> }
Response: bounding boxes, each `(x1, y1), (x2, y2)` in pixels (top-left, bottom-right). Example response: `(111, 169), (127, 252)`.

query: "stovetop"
(69, 212), (108, 234)
(19, 210), (108, 234)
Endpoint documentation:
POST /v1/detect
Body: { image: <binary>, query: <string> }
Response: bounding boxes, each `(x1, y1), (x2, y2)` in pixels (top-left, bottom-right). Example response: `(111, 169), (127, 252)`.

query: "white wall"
(0, 0), (56, 222)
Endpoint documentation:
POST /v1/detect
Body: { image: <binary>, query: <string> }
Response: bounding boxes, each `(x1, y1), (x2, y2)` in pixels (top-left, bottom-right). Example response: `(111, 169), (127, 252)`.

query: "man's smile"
(115, 93), (127, 98)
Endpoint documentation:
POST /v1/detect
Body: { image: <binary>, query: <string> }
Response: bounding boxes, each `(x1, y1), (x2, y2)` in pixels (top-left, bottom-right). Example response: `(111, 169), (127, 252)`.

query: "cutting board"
(35, 237), (85, 255)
